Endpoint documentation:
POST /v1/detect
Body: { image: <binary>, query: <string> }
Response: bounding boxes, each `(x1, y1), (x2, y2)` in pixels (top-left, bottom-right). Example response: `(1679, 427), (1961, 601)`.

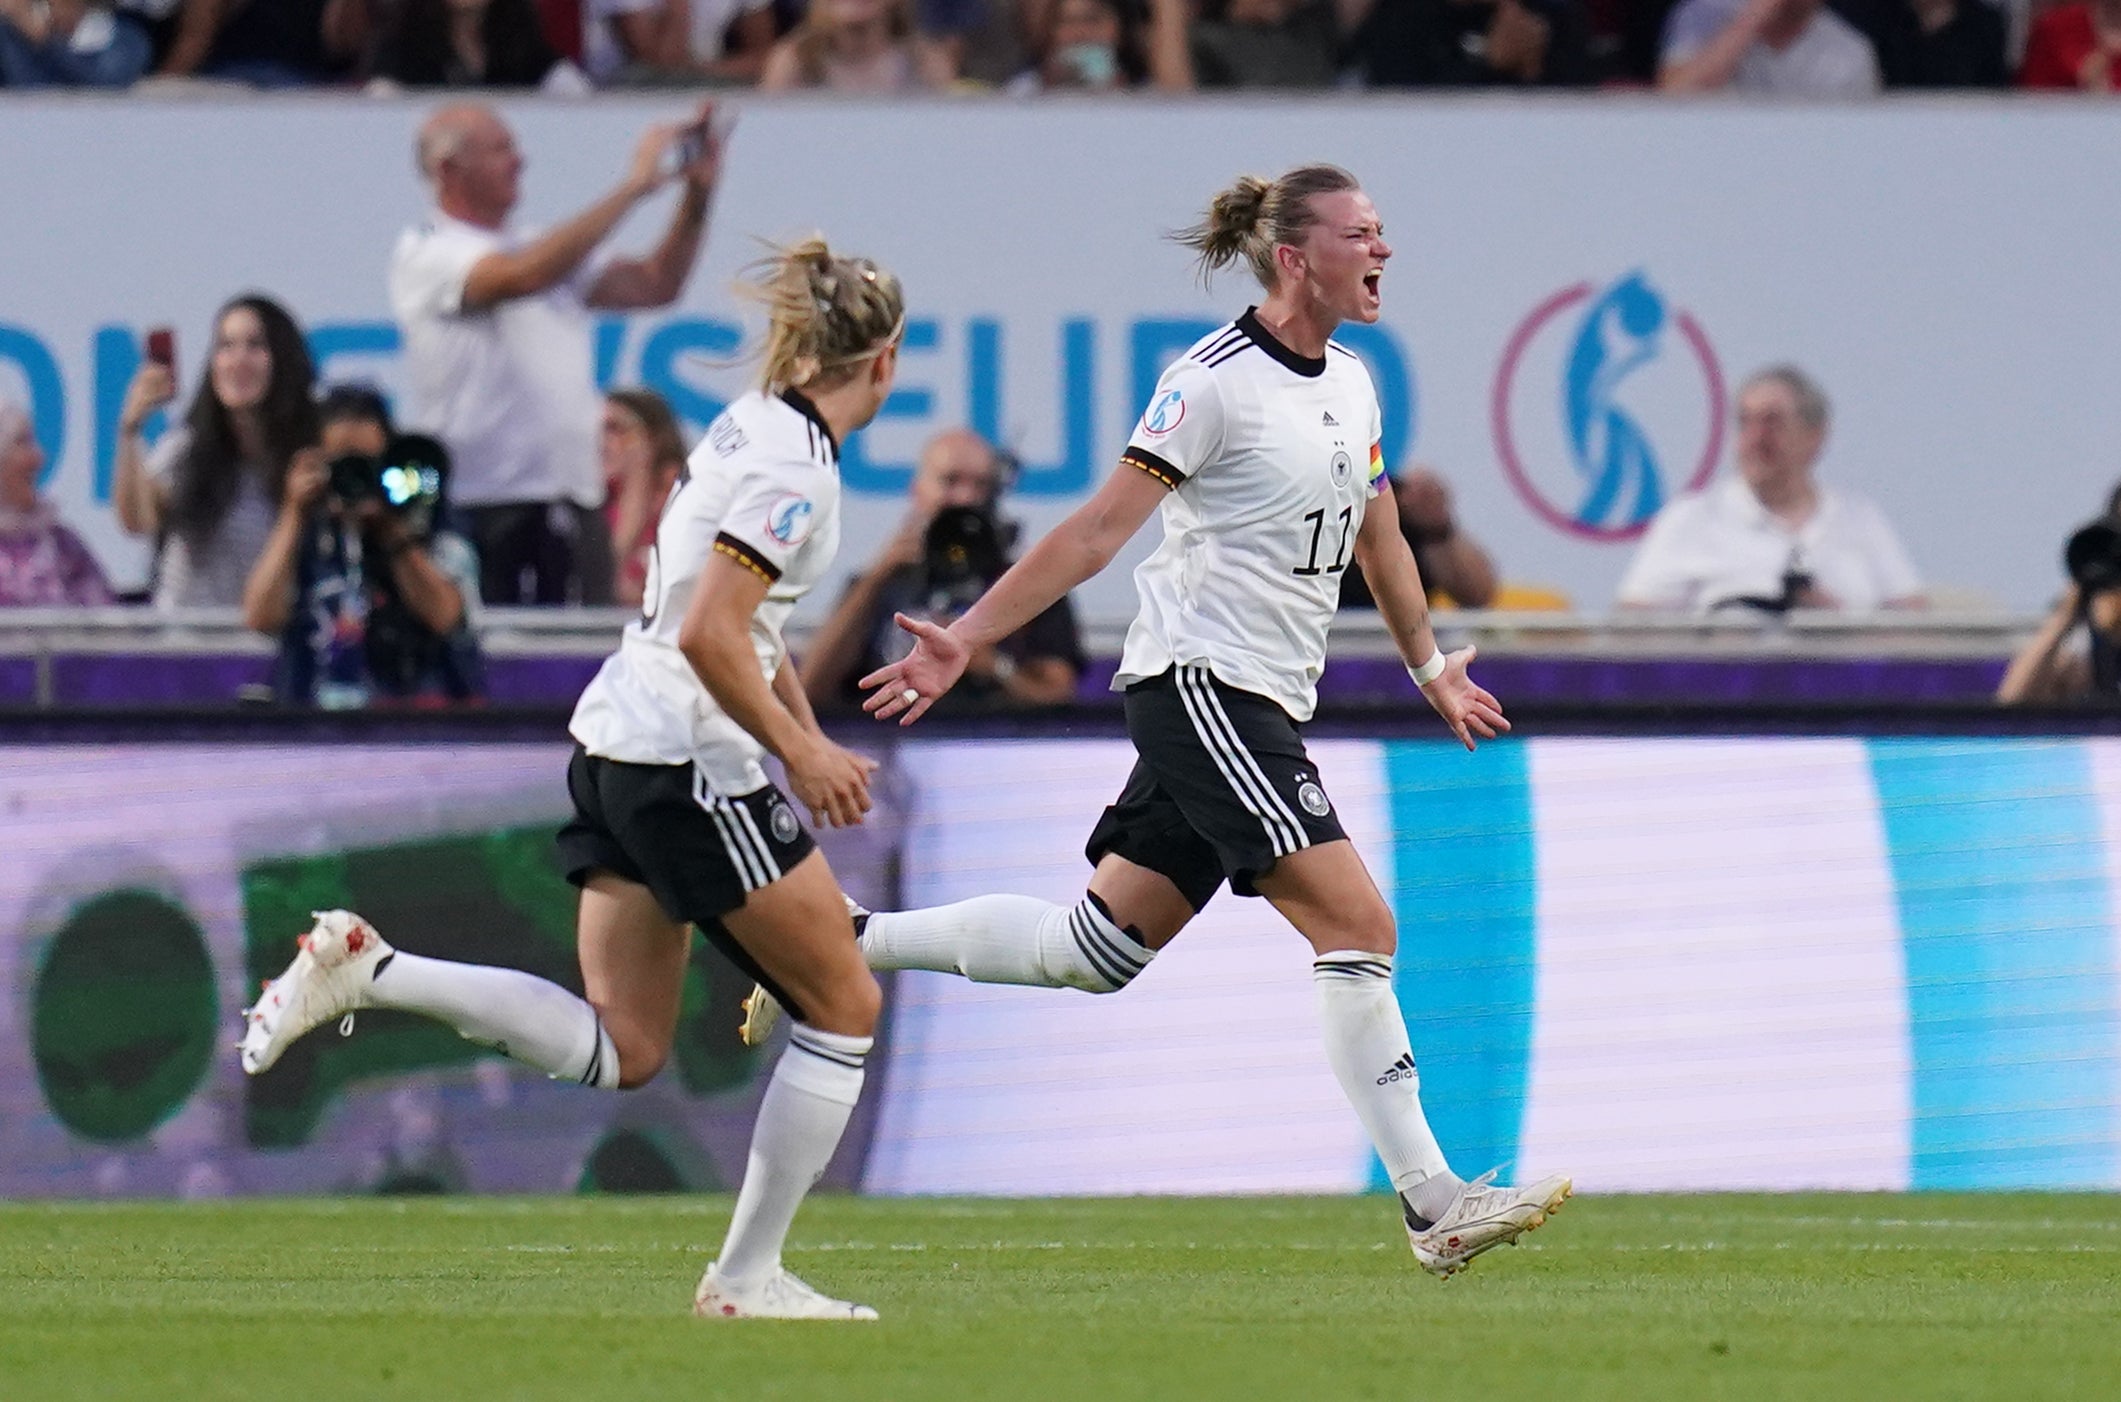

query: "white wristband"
(1408, 649), (1446, 687)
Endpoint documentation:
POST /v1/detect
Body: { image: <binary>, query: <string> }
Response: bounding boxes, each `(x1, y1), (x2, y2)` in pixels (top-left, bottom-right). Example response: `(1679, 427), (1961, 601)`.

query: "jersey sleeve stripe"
(712, 532), (783, 584)
(1120, 447), (1185, 490)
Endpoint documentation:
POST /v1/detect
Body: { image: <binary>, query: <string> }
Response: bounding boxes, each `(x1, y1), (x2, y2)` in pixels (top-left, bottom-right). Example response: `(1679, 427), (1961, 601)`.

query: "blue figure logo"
(1143, 388), (1185, 437)
(1562, 272), (1669, 532)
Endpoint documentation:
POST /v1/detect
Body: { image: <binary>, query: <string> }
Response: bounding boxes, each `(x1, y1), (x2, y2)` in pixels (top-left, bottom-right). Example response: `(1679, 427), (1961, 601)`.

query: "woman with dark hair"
(601, 387), (688, 610)
(1004, 0), (1192, 90)
(759, 0), (954, 90)
(115, 294), (320, 610)
(370, 0), (562, 88)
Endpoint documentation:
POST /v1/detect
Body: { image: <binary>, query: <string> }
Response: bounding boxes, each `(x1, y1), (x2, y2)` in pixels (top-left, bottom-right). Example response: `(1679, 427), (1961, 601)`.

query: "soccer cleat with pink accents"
(1407, 1171), (1574, 1278)
(238, 910), (392, 1075)
(693, 1264), (879, 1321)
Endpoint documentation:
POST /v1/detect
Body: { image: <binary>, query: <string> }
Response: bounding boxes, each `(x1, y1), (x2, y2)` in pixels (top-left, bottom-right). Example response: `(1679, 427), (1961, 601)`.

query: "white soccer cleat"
(692, 1264), (879, 1321)
(1407, 1170), (1573, 1278)
(238, 910), (393, 1076)
(737, 893), (868, 1049)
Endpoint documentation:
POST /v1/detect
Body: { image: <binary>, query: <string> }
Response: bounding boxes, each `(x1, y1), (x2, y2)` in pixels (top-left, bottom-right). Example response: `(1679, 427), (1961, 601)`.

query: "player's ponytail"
(743, 236), (906, 393)
(1173, 165), (1362, 291)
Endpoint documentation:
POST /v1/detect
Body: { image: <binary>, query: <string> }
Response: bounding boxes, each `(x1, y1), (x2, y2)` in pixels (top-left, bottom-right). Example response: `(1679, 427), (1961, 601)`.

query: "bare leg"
(575, 871), (692, 1088)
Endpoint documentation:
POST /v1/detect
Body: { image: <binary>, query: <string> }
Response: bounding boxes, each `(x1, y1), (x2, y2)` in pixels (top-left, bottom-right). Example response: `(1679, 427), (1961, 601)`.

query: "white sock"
(715, 1024), (870, 1284)
(368, 952), (620, 1089)
(1312, 951), (1462, 1225)
(858, 893), (1152, 992)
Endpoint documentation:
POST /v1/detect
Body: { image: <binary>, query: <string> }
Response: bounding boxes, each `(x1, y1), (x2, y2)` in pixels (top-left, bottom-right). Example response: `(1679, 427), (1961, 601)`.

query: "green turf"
(2, 1194), (2117, 1400)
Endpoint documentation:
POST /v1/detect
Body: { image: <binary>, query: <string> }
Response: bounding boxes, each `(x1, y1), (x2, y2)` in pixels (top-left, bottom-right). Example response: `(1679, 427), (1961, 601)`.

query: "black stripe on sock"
(789, 1031), (867, 1070)
(580, 1013), (606, 1087)
(1067, 910), (1129, 989)
(1075, 910), (1148, 979)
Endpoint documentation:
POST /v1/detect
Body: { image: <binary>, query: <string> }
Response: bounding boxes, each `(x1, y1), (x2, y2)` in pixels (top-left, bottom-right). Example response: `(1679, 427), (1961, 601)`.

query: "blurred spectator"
(1997, 483), (2121, 703)
(1866, 0), (2007, 85)
(1616, 364), (1922, 614)
(1003, 0), (1191, 88)
(243, 385), (484, 709)
(582, 0), (775, 83)
(801, 427), (1084, 712)
(1188, 0), (1345, 87)
(371, 0), (566, 87)
(1355, 0), (1596, 86)
(0, 400), (112, 607)
(1340, 466), (1499, 609)
(390, 102), (722, 606)
(2018, 0), (2121, 88)
(600, 386), (686, 609)
(114, 295), (320, 610)
(760, 0), (954, 88)
(156, 0), (367, 84)
(1658, 0), (1881, 93)
(0, 1), (154, 86)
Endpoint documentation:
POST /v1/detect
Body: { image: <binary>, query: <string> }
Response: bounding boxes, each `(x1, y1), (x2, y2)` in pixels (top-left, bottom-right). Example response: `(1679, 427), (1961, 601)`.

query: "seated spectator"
(1340, 465), (1499, 609)
(1658, 0), (1881, 93)
(0, 0), (154, 87)
(1997, 483), (2121, 703)
(1862, 0), (2007, 85)
(0, 400), (112, 607)
(156, 0), (365, 85)
(371, 0), (565, 87)
(600, 386), (686, 609)
(114, 294), (320, 610)
(2018, 0), (2121, 89)
(1002, 0), (1191, 90)
(1188, 0), (1343, 87)
(760, 0), (954, 89)
(801, 427), (1084, 712)
(1355, 0), (1596, 87)
(582, 0), (776, 84)
(1616, 364), (1922, 614)
(243, 385), (484, 709)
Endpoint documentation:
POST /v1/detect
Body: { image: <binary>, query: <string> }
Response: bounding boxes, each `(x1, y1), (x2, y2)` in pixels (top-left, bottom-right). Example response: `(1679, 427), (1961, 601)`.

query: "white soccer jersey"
(1114, 310), (1389, 722)
(570, 389), (842, 793)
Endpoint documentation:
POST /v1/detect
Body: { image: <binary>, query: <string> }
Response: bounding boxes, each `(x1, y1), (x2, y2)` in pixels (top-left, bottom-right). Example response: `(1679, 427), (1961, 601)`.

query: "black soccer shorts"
(556, 746), (818, 1021)
(1084, 664), (1347, 910)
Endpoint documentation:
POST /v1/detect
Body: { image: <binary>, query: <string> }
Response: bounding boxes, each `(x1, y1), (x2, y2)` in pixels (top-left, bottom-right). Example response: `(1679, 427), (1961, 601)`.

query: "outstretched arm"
(1353, 484), (1508, 751)
(862, 462), (1169, 723)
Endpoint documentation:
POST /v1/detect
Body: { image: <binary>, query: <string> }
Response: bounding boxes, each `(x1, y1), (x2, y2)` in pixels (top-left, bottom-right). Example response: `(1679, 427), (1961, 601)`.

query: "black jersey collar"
(1237, 307), (1327, 380)
(778, 387), (839, 460)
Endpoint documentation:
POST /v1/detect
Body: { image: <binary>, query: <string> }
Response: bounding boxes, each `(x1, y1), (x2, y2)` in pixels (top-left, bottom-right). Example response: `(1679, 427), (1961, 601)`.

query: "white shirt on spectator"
(145, 426), (277, 610)
(581, 0), (770, 83)
(389, 211), (606, 510)
(1616, 475), (1920, 613)
(1661, 0), (1881, 96)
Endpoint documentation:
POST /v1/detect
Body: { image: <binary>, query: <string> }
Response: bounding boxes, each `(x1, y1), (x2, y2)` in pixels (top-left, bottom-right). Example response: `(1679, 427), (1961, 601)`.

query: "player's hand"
(680, 101), (727, 189)
(1418, 645), (1510, 752)
(861, 613), (971, 726)
(784, 735), (879, 828)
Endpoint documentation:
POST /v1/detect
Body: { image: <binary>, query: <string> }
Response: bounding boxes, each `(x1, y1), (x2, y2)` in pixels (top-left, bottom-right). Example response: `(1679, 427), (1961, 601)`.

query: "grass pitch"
(2, 1193), (2116, 1401)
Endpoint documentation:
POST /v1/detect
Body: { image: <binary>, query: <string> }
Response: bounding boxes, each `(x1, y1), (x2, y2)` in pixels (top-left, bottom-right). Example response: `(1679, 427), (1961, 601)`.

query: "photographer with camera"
(242, 385), (484, 709)
(801, 427), (1084, 714)
(1997, 483), (2121, 705)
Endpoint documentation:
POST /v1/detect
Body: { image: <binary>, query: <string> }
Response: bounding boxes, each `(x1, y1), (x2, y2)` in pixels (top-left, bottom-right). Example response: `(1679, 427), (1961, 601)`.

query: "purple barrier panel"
(482, 655), (606, 706)
(51, 653), (272, 706)
(0, 658), (38, 705)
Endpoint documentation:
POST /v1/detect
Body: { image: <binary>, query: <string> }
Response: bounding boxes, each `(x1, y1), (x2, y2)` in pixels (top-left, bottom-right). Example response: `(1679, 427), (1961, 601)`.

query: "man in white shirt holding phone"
(390, 101), (724, 606)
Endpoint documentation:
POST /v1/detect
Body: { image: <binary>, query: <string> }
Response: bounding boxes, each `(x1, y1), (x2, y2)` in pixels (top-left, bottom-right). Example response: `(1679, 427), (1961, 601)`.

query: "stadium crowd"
(0, 0), (2117, 94)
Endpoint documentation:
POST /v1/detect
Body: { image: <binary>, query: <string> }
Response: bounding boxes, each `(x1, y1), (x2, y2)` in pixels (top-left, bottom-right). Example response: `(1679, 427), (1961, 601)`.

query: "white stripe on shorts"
(1175, 664), (1309, 858)
(693, 768), (775, 891)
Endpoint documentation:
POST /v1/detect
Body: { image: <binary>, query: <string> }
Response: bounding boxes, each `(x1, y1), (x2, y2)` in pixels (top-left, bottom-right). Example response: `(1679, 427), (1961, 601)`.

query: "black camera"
(920, 505), (1007, 616)
(326, 433), (450, 537)
(2066, 518), (2121, 596)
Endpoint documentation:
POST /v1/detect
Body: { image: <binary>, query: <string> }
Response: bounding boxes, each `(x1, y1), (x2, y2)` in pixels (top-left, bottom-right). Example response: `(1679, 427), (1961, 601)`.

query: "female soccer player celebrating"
(856, 165), (1570, 1276)
(241, 238), (905, 1320)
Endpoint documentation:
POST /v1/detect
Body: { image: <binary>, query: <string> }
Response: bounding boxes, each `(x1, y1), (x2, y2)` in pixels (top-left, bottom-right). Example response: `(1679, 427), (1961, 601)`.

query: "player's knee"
(611, 1035), (668, 1090)
(805, 970), (881, 1038)
(1316, 908), (1396, 959)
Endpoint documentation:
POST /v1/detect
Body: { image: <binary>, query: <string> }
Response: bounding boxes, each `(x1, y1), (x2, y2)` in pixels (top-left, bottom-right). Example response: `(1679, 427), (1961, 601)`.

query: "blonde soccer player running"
(850, 165), (1570, 1277)
(242, 239), (906, 1320)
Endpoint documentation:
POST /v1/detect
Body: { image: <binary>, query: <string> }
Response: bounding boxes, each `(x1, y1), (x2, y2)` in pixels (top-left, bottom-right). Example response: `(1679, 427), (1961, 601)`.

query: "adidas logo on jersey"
(1322, 411), (1339, 426)
(1376, 1052), (1418, 1086)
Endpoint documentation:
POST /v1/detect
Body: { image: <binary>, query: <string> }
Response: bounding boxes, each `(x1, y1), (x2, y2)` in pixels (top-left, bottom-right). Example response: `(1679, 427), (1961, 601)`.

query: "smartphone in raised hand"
(144, 326), (176, 371)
